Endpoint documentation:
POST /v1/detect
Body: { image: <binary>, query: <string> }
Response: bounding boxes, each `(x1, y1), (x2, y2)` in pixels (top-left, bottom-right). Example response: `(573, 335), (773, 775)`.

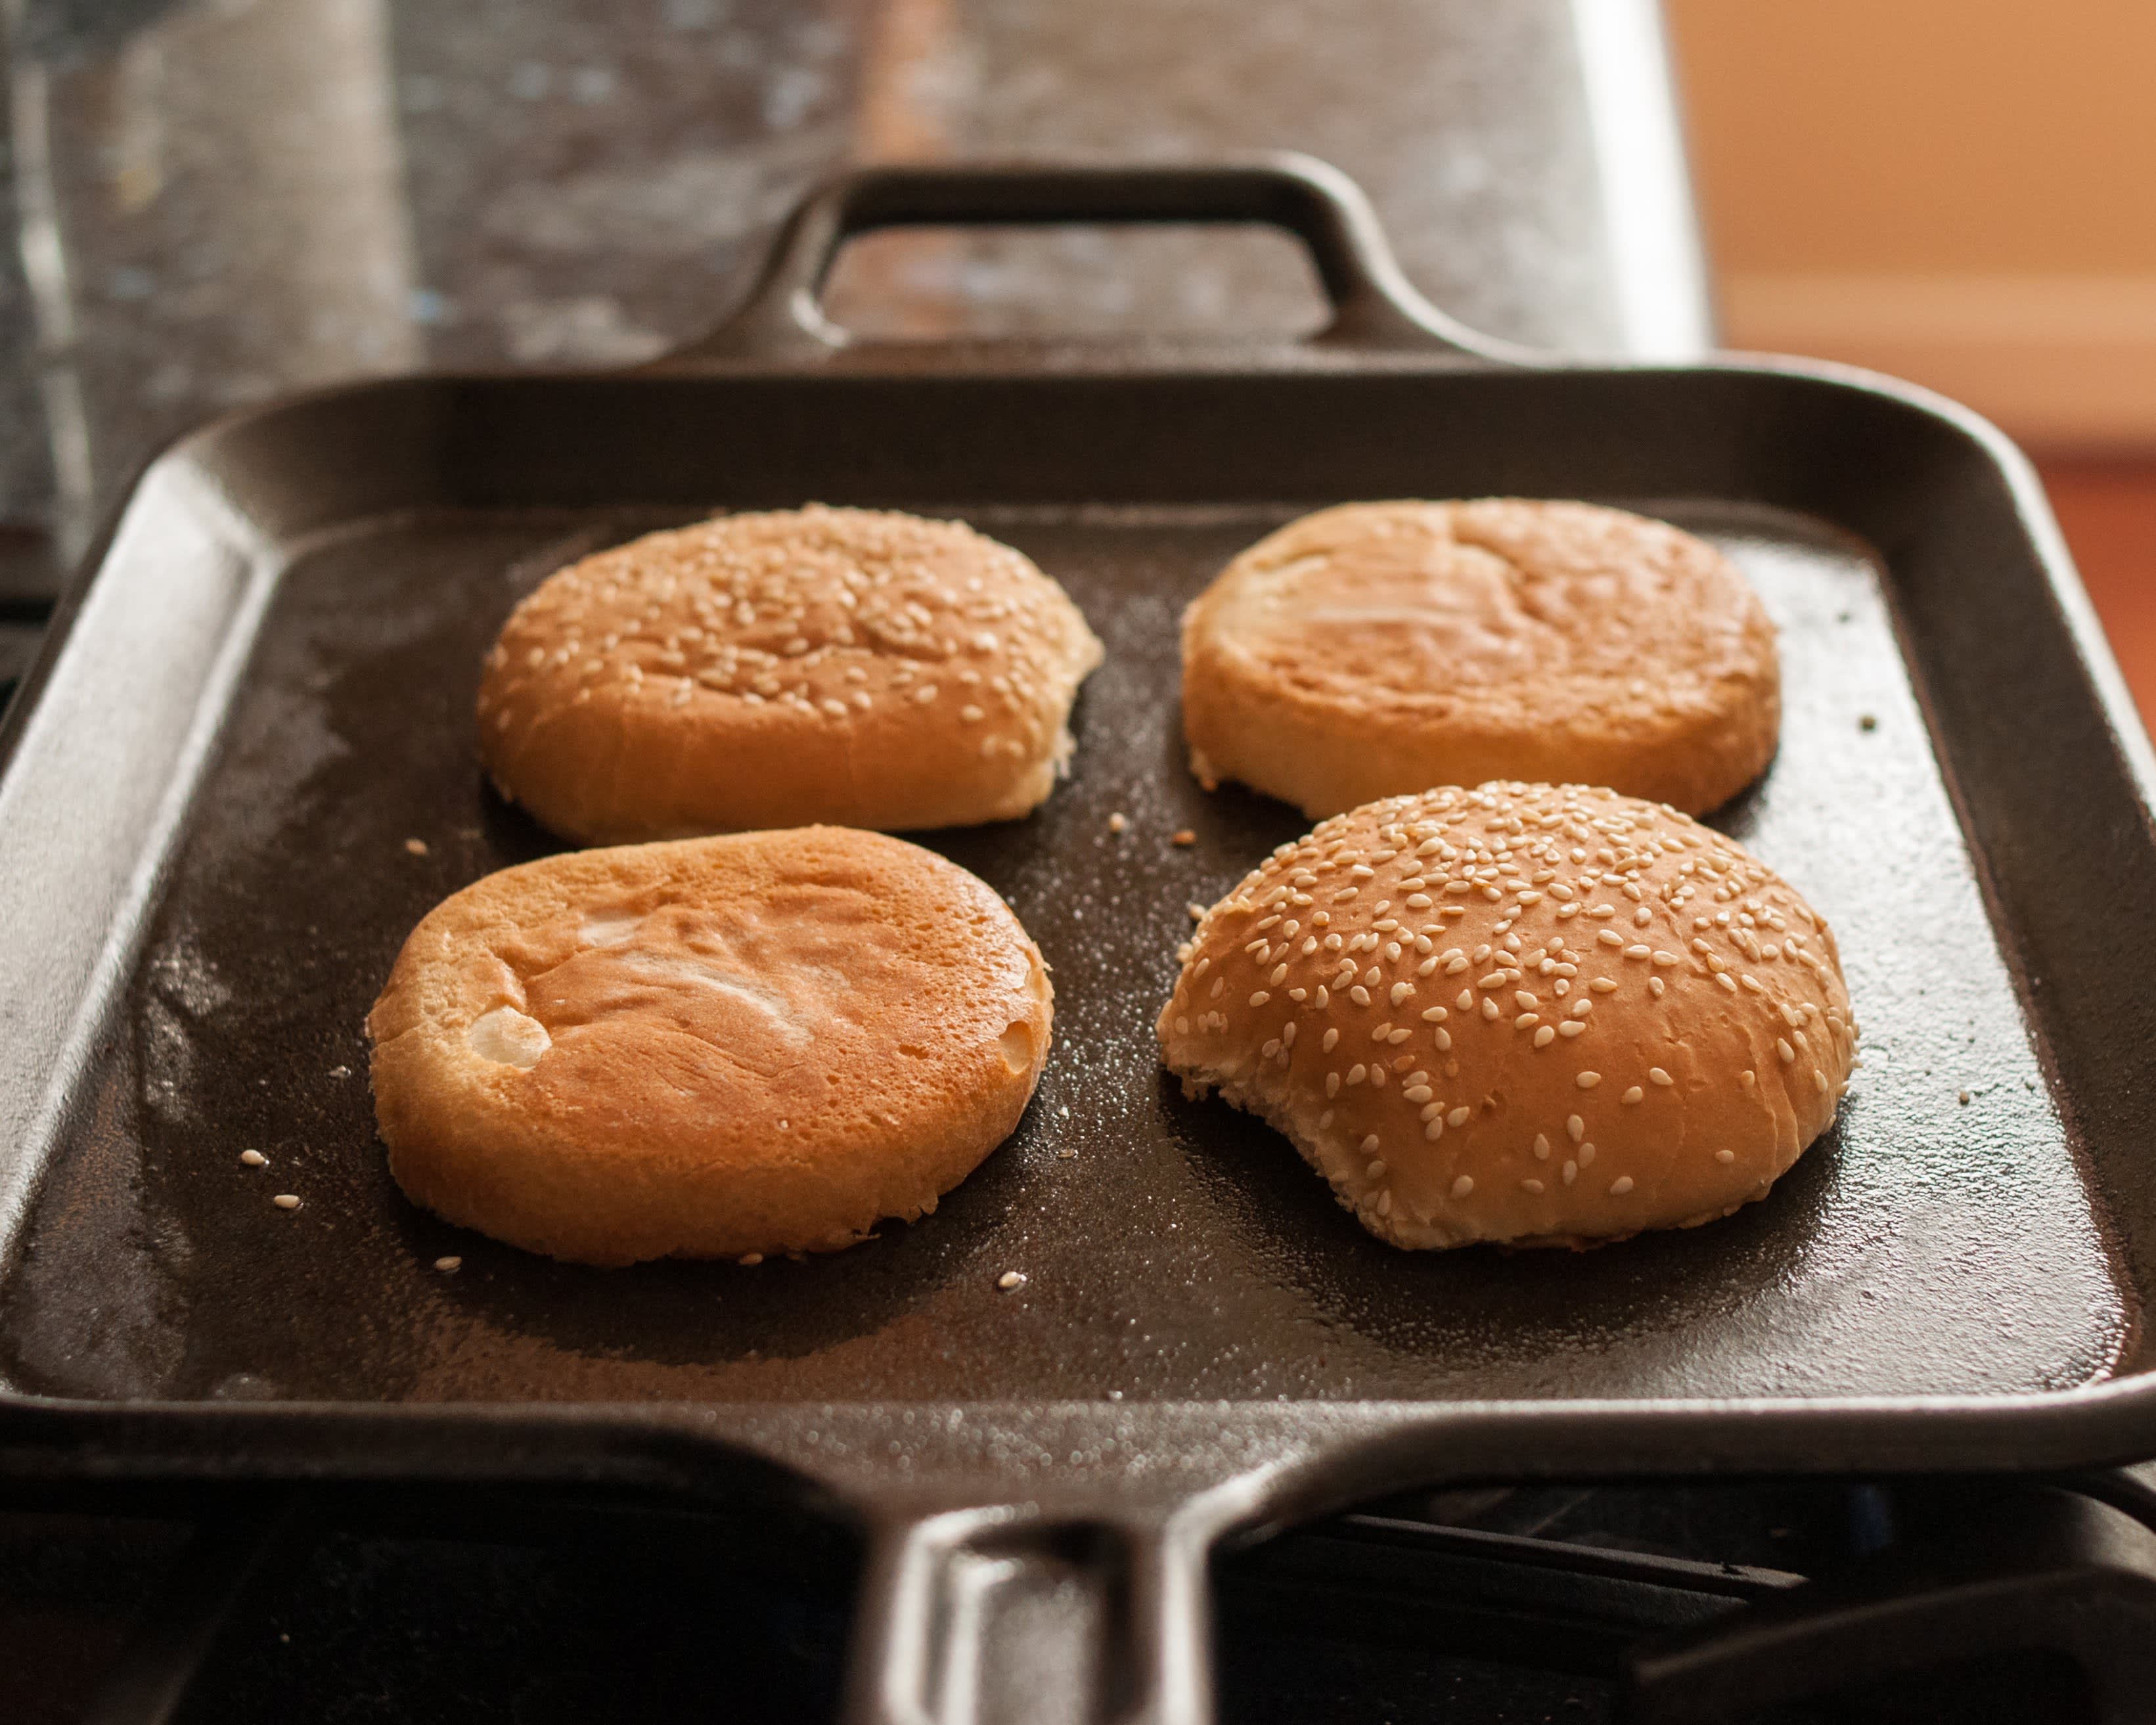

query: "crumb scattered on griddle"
(328, 1065), (350, 1080)
(1107, 811), (1127, 834)
(997, 1270), (1026, 1290)
(1171, 829), (1196, 846)
(240, 1149), (266, 1167)
(405, 837), (429, 855)
(273, 1194), (300, 1210)
(1958, 1090), (1971, 1104)
(434, 1255), (462, 1272)
(1858, 713), (1877, 731)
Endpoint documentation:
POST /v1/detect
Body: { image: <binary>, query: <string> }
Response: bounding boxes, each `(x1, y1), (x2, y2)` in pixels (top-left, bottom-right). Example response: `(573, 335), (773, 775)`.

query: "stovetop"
(10, 1469), (2155, 1723)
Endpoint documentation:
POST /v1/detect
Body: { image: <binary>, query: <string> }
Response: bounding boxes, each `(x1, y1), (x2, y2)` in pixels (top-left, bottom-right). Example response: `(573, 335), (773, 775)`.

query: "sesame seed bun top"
(478, 505), (1104, 844)
(1180, 500), (1780, 818)
(1157, 782), (1853, 1249)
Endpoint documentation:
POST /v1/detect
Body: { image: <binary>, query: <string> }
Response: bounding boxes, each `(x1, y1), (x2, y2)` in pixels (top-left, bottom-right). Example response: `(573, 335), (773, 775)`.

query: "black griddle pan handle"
(842, 1505), (1218, 1725)
(663, 152), (1516, 365)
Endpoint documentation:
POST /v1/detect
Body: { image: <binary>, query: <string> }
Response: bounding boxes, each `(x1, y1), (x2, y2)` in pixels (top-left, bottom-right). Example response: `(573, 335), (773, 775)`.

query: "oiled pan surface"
(0, 500), (2128, 1404)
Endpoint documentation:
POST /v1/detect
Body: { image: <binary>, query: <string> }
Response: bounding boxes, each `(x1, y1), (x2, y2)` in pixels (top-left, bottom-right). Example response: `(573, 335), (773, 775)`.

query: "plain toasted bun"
(367, 827), (1052, 1266)
(1180, 500), (1779, 818)
(1157, 782), (1853, 1249)
(478, 506), (1104, 844)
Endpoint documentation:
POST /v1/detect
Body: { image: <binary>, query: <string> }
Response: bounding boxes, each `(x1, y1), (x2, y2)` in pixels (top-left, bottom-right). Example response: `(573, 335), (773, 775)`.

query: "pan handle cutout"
(658, 154), (1529, 369)
(842, 1506), (1211, 1725)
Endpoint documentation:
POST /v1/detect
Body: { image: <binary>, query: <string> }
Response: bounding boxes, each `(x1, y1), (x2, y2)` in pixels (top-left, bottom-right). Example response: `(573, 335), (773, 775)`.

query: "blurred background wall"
(1668, 0), (2156, 451)
(1666, 0), (2156, 712)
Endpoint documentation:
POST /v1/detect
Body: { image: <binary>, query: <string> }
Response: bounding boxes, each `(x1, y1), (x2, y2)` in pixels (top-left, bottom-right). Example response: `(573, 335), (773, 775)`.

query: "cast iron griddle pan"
(3, 160), (2155, 1722)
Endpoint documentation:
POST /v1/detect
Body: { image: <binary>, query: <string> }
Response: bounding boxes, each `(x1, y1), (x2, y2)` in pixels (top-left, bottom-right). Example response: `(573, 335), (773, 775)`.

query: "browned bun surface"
(1180, 500), (1780, 818)
(1157, 783), (1853, 1249)
(479, 505), (1104, 845)
(367, 828), (1052, 1266)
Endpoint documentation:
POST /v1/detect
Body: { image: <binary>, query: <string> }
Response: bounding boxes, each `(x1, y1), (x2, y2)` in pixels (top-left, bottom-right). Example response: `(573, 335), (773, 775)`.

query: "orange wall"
(1665, 0), (2156, 276)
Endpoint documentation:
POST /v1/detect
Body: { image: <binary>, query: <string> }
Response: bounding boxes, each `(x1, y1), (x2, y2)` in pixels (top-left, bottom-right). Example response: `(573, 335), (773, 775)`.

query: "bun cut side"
(367, 827), (1052, 1266)
(1180, 499), (1780, 818)
(1158, 782), (1853, 1249)
(479, 505), (1104, 844)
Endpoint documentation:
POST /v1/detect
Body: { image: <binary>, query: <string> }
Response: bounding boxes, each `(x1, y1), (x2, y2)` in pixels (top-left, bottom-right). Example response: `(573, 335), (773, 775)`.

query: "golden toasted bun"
(1157, 783), (1853, 1249)
(367, 828), (1052, 1266)
(1180, 501), (1779, 818)
(478, 506), (1104, 844)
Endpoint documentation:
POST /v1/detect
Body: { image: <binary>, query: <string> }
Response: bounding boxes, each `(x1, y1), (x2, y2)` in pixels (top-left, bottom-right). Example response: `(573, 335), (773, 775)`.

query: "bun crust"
(479, 506), (1103, 844)
(1157, 783), (1853, 1249)
(1180, 501), (1779, 818)
(367, 828), (1052, 1266)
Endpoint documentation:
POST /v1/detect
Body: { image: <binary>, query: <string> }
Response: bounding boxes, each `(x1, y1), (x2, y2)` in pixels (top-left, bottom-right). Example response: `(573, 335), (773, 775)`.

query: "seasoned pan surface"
(1, 493), (2125, 1407)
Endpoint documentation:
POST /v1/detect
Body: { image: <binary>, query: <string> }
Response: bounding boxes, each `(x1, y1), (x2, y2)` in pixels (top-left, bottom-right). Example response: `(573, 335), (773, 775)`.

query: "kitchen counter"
(0, 0), (1706, 623)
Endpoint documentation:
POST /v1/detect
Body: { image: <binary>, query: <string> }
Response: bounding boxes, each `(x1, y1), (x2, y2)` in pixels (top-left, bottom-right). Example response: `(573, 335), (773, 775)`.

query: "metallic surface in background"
(0, 0), (1709, 585)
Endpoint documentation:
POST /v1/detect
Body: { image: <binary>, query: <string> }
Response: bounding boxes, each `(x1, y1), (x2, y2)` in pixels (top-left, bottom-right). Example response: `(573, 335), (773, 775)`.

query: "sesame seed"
(1715, 1149), (1737, 1164)
(1577, 1072), (1601, 1089)
(1558, 1021), (1586, 1038)
(1577, 1143), (1596, 1167)
(1567, 1115), (1584, 1142)
(1360, 1134), (1381, 1154)
(1425, 1118), (1444, 1140)
(1322, 1028), (1339, 1052)
(1108, 812), (1127, 834)
(1777, 1039), (1796, 1064)
(1563, 1160), (1577, 1186)
(1451, 1175), (1474, 1199)
(1622, 1086), (1644, 1104)
(1741, 1069), (1757, 1090)
(1649, 1067), (1673, 1086)
(997, 1271), (1027, 1291)
(1533, 1025), (1556, 1046)
(1598, 930), (1623, 947)
(273, 1194), (300, 1210)
(404, 837), (428, 856)
(1249, 991), (1270, 1006)
(1447, 1106), (1471, 1127)
(1377, 1190), (1393, 1215)
(1609, 1176), (1635, 1196)
(240, 1150), (267, 1167)
(434, 1255), (462, 1272)
(1816, 1069), (1830, 1094)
